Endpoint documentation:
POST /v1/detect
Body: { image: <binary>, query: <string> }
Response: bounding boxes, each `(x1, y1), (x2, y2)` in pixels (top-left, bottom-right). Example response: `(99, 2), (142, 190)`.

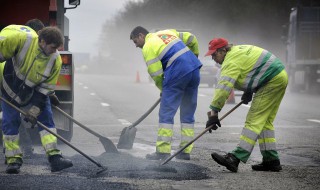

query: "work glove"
(206, 111), (221, 133)
(241, 91), (253, 104)
(24, 105), (41, 127)
(49, 94), (60, 106)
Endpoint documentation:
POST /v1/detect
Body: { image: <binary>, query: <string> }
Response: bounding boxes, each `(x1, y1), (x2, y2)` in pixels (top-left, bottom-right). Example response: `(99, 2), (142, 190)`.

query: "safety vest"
(0, 25), (62, 106)
(210, 45), (285, 111)
(142, 29), (200, 90)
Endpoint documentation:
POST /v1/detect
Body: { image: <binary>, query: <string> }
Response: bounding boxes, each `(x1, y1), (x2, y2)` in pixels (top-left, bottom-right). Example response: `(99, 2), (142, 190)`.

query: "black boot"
(6, 158), (23, 174)
(176, 152), (190, 160)
(146, 152), (170, 160)
(211, 152), (240, 172)
(252, 159), (282, 172)
(49, 154), (73, 172)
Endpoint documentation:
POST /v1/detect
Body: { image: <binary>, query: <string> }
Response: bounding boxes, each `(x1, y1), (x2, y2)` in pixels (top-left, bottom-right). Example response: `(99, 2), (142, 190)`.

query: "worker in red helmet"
(205, 38), (288, 172)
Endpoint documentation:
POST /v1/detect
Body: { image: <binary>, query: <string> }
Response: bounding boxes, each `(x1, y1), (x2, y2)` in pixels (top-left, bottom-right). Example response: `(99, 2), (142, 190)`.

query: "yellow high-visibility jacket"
(142, 29), (201, 91)
(210, 45), (285, 111)
(0, 25), (62, 108)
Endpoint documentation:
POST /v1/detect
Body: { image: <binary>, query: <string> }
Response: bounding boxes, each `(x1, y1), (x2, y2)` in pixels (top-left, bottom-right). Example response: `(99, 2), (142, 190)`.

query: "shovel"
(0, 96), (108, 174)
(161, 101), (243, 165)
(117, 98), (161, 149)
(52, 105), (118, 153)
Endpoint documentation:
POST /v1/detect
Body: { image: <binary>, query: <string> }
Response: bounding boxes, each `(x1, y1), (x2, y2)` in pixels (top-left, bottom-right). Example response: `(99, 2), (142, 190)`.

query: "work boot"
(252, 159), (282, 172)
(6, 158), (23, 174)
(176, 152), (190, 160)
(146, 152), (170, 160)
(211, 152), (240, 172)
(49, 154), (73, 172)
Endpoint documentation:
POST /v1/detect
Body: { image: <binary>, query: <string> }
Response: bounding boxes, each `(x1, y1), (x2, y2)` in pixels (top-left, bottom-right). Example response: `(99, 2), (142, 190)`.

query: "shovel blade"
(117, 126), (137, 149)
(99, 136), (119, 153)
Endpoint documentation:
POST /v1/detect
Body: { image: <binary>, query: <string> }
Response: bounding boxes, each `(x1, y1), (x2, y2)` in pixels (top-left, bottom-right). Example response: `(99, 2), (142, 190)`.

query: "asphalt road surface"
(0, 72), (319, 190)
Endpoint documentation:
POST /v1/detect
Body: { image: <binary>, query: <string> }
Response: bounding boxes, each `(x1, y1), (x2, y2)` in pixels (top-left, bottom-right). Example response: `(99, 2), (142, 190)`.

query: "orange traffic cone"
(135, 71), (141, 83)
(226, 89), (235, 104)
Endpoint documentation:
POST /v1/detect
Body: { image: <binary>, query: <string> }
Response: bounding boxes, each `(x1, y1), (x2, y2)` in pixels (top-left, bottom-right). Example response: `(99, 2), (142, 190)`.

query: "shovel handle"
(161, 101), (243, 165)
(0, 97), (104, 168)
(128, 98), (161, 129)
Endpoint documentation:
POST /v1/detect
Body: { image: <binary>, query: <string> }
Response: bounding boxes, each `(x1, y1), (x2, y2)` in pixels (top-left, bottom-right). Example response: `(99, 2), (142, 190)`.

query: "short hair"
(25, 19), (45, 33)
(130, 26), (149, 39)
(38, 27), (63, 47)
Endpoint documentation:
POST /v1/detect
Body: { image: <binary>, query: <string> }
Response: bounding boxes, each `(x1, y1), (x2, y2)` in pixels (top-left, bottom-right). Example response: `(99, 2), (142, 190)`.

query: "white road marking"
(198, 94), (206, 97)
(101, 102), (110, 107)
(307, 119), (320, 124)
(90, 92), (96, 96)
(83, 86), (88, 89)
(118, 119), (132, 125)
(78, 82), (83, 85)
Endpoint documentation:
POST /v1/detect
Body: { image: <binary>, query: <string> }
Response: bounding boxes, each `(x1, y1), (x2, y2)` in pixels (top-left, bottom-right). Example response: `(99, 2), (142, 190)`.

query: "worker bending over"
(205, 38), (288, 172)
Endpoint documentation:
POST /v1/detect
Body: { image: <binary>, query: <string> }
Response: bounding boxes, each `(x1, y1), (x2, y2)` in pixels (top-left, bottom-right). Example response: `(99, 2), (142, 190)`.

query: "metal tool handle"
(128, 98), (161, 129)
(0, 97), (104, 168)
(161, 101), (244, 165)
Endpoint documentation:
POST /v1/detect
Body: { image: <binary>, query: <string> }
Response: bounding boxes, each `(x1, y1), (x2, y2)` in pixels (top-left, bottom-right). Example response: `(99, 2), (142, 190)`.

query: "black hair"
(130, 26), (149, 39)
(25, 19), (45, 33)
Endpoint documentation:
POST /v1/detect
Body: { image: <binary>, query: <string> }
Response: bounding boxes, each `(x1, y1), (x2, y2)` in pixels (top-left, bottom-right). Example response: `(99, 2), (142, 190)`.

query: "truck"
(285, 0), (320, 93)
(0, 0), (80, 142)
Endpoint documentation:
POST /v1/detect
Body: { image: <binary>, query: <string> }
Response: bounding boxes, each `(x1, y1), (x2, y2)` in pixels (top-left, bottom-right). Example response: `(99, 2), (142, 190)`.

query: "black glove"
(206, 111), (221, 133)
(24, 106), (41, 127)
(49, 94), (60, 106)
(241, 91), (253, 104)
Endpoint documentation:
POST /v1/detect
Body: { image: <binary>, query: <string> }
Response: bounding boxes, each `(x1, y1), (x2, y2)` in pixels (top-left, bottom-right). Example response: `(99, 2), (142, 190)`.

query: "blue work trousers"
(159, 68), (200, 124)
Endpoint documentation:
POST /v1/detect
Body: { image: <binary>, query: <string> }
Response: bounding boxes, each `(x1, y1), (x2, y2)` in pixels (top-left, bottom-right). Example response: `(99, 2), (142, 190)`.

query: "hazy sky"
(65, 0), (134, 57)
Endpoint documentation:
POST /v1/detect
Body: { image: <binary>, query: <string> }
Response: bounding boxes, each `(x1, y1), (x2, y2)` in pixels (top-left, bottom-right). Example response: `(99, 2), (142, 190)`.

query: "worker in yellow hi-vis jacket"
(204, 38), (288, 173)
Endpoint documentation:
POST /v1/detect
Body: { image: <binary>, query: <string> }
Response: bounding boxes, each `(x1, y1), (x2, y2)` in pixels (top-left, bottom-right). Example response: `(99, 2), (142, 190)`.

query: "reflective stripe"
(220, 76), (236, 84)
(0, 52), (4, 61)
(2, 78), (23, 104)
(150, 69), (163, 77)
(179, 33), (183, 40)
(241, 128), (259, 141)
(259, 142), (276, 151)
(36, 86), (51, 95)
(242, 50), (268, 89)
(251, 54), (277, 88)
(146, 57), (160, 66)
(17, 32), (33, 66)
(42, 52), (58, 81)
(185, 35), (194, 46)
(43, 142), (58, 151)
(3, 135), (22, 157)
(239, 140), (254, 152)
(166, 46), (189, 68)
(39, 83), (55, 89)
(159, 123), (173, 129)
(181, 123), (194, 129)
(40, 128), (57, 137)
(157, 136), (172, 142)
(158, 38), (180, 60)
(216, 83), (232, 92)
(181, 135), (193, 142)
(259, 130), (275, 139)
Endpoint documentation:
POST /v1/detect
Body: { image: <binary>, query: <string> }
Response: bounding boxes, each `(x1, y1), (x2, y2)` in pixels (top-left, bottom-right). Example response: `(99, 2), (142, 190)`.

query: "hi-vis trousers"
(232, 70), (288, 162)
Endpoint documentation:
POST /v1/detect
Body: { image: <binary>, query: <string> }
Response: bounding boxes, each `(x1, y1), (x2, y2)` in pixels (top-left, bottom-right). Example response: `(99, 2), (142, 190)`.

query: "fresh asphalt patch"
(69, 152), (210, 180)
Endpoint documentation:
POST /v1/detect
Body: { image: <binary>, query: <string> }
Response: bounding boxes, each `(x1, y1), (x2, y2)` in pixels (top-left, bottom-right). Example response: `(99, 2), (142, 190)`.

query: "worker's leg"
(37, 97), (61, 156)
(156, 79), (184, 154)
(179, 69), (200, 154)
(232, 70), (288, 163)
(1, 98), (23, 165)
(258, 70), (288, 162)
(37, 97), (73, 172)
